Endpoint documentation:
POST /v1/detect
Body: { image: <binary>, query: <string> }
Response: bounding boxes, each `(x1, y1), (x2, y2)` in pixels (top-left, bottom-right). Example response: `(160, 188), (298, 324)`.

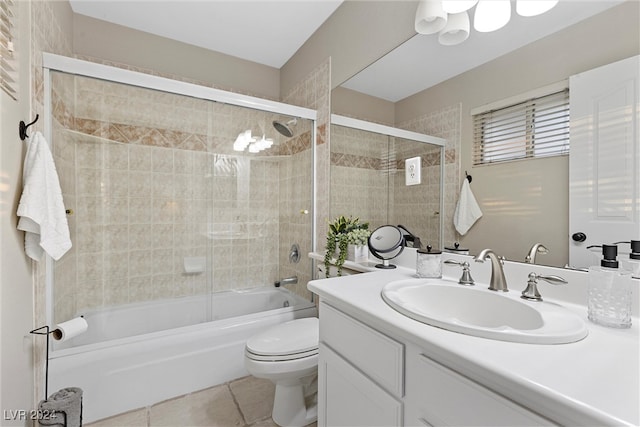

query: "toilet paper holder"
(29, 325), (52, 401)
(30, 316), (88, 401)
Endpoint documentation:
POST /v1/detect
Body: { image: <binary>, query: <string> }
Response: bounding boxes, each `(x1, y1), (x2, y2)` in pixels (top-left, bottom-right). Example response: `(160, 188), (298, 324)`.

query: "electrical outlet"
(405, 156), (421, 186)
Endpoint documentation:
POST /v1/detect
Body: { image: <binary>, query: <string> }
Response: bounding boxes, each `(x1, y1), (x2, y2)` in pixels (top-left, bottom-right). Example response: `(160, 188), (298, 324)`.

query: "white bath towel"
(453, 178), (482, 236)
(17, 131), (72, 261)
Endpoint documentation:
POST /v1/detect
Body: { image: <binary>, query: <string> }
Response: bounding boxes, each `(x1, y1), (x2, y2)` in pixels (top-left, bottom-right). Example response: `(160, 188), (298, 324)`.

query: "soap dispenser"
(615, 240), (640, 278)
(587, 244), (632, 329)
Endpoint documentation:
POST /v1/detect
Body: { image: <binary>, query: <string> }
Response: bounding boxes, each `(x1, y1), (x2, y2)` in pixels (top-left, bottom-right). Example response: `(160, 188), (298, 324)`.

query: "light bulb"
(442, 0), (477, 14)
(516, 0), (558, 17)
(415, 0), (448, 35)
(438, 11), (470, 45)
(474, 0), (511, 33)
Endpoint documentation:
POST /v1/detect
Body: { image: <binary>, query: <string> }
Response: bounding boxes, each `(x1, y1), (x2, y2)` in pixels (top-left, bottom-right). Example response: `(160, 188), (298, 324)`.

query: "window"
(1, 0), (17, 100)
(473, 89), (569, 165)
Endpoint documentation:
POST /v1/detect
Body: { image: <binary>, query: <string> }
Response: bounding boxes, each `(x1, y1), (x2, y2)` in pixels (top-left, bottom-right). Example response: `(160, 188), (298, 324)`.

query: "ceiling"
(68, 0), (344, 69)
(69, 0), (626, 103)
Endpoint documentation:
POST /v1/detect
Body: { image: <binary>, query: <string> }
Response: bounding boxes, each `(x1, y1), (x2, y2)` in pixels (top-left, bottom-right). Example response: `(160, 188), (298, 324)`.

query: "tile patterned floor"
(86, 375), (317, 427)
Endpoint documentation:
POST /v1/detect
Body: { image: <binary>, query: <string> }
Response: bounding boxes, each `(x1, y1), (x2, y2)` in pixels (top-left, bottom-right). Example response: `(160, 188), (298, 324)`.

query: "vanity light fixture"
(474, 0), (511, 33)
(516, 0), (559, 17)
(415, 0), (447, 35)
(415, 0), (558, 45)
(441, 0), (477, 14)
(438, 11), (470, 45)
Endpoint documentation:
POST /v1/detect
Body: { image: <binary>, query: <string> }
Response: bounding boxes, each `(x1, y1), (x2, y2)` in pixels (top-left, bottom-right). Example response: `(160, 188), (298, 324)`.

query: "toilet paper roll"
(52, 317), (88, 342)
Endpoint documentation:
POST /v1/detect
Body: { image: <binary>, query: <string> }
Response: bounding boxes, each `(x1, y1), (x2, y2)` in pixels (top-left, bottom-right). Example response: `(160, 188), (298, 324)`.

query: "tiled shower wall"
(390, 138), (443, 249)
(328, 103), (461, 252)
(330, 124), (442, 248)
(51, 72), (313, 322)
(398, 103), (461, 248)
(281, 58), (331, 291)
(330, 125), (390, 229)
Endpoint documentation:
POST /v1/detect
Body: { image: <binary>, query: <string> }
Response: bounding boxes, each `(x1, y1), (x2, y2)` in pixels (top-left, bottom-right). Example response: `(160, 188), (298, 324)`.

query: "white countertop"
(308, 251), (640, 426)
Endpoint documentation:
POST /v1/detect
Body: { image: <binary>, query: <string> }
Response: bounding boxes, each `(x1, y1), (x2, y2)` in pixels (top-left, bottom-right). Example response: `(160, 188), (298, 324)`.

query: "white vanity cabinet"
(404, 344), (556, 426)
(318, 302), (557, 427)
(318, 302), (404, 426)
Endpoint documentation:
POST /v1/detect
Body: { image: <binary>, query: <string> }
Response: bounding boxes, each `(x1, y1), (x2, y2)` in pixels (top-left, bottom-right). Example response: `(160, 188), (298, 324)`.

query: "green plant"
(347, 228), (371, 246)
(324, 216), (369, 277)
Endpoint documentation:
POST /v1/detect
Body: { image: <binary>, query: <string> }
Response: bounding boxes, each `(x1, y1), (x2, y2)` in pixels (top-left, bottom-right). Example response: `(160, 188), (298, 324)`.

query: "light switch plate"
(405, 156), (421, 186)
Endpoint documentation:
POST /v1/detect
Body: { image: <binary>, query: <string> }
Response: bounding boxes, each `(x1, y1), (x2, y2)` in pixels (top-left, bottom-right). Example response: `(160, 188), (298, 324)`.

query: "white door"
(569, 55), (640, 268)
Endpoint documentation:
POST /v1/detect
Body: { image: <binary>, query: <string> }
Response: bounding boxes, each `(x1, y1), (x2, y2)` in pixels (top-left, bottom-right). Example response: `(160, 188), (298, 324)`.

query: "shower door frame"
(42, 52), (318, 329)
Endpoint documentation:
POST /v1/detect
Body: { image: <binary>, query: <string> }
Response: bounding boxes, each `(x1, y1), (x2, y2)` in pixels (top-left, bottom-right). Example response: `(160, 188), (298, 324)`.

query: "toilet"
(244, 317), (319, 427)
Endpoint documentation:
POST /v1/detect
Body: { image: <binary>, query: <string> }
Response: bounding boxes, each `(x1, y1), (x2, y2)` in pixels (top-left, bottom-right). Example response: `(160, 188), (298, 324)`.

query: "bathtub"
(48, 287), (317, 423)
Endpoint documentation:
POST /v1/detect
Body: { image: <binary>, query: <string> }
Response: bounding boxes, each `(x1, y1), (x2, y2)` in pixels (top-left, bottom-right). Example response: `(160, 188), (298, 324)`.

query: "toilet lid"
(246, 317), (319, 357)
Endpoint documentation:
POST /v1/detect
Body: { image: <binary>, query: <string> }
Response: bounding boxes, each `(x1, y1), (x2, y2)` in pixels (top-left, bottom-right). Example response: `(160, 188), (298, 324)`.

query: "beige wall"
(332, 86), (395, 126)
(73, 14), (281, 101)
(29, 0), (76, 408)
(0, 1), (35, 422)
(392, 1), (640, 267)
(0, 0), (76, 419)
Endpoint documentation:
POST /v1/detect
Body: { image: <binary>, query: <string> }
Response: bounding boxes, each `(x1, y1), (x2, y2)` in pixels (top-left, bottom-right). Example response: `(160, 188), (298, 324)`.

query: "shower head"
(272, 118), (297, 138)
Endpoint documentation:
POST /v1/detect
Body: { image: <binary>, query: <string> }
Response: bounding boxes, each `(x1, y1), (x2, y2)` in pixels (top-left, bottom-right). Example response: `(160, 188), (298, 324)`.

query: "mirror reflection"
(330, 117), (444, 251)
(330, 1), (639, 268)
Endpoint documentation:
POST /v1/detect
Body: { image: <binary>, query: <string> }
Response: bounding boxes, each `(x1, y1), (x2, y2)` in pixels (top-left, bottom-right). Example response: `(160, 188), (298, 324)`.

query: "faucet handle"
(521, 273), (568, 302)
(444, 260), (475, 286)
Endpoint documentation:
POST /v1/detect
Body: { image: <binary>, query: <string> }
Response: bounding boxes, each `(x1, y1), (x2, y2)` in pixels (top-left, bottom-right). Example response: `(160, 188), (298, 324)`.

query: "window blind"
(473, 89), (569, 165)
(1, 0), (16, 100)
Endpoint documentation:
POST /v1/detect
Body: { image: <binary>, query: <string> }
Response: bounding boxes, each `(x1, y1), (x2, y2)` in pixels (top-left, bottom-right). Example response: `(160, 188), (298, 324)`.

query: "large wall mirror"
(330, 1), (639, 269)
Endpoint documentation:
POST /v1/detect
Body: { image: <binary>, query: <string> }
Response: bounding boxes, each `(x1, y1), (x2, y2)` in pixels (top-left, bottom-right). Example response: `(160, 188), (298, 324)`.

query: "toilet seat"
(246, 347), (318, 362)
(245, 317), (319, 361)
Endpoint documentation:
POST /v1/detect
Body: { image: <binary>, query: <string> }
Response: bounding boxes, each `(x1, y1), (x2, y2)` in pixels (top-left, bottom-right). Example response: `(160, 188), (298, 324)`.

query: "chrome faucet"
(443, 259), (475, 285)
(525, 243), (549, 264)
(521, 272), (567, 302)
(474, 249), (508, 292)
(275, 276), (298, 287)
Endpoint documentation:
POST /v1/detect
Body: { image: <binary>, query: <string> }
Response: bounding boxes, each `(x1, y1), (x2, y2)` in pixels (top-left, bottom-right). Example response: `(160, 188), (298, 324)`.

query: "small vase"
(348, 244), (369, 263)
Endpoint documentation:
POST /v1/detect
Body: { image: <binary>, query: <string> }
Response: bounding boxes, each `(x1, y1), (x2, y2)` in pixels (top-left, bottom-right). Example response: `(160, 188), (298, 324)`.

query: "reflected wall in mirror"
(329, 115), (447, 252)
(331, 1), (639, 268)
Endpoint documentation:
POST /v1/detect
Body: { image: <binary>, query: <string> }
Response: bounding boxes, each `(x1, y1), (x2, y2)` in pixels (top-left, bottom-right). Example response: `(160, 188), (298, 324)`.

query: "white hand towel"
(453, 178), (482, 236)
(17, 131), (72, 261)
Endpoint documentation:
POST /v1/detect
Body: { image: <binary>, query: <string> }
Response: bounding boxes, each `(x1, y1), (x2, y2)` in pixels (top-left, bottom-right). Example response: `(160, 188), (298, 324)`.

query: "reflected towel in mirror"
(454, 179), (482, 235)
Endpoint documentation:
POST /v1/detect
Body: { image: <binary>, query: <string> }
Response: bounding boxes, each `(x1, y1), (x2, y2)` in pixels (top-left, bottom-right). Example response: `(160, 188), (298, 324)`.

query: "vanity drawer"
(319, 302), (404, 397)
(405, 351), (556, 426)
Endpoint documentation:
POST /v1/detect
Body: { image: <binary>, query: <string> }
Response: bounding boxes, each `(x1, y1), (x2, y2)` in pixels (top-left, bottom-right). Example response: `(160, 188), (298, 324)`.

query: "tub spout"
(275, 276), (298, 287)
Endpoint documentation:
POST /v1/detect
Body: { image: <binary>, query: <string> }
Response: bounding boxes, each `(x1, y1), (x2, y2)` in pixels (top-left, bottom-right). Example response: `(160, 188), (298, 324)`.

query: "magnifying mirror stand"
(376, 259), (397, 269)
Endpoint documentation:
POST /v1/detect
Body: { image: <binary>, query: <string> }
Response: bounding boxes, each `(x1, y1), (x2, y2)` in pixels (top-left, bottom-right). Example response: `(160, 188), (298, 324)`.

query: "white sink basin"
(381, 279), (588, 344)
